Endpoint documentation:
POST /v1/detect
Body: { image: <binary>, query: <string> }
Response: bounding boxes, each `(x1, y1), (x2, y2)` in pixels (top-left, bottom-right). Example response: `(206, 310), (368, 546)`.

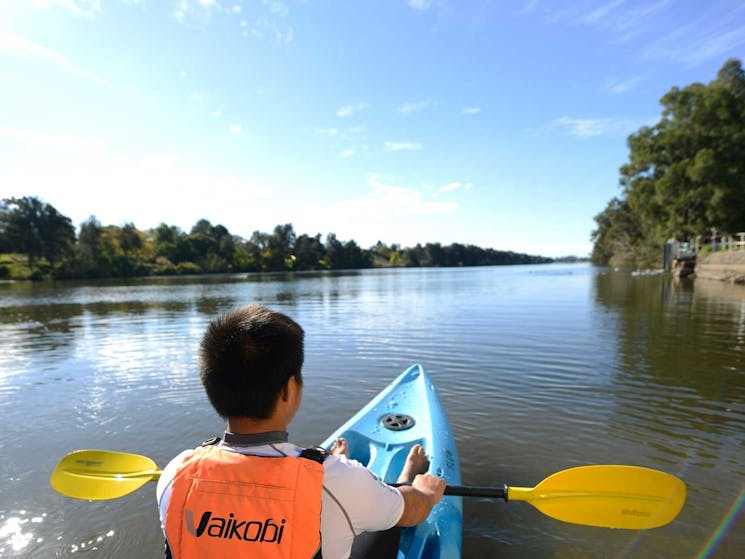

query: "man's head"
(199, 304), (305, 419)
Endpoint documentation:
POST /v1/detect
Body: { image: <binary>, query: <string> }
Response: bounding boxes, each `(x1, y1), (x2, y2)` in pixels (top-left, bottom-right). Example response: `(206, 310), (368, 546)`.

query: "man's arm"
(395, 473), (446, 527)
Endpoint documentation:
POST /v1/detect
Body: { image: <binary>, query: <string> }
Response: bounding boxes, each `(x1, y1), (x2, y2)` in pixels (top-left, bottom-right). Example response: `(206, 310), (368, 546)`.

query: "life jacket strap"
(299, 447), (328, 464)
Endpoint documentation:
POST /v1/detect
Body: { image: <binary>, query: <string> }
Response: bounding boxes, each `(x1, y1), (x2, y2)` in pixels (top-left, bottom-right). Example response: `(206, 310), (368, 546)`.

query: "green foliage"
(175, 261), (202, 275)
(592, 58), (745, 266)
(1, 205), (553, 280)
(0, 196), (76, 269)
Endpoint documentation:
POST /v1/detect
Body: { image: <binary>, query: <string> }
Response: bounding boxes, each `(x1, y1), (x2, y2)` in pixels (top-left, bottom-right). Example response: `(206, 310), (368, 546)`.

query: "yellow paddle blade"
(508, 465), (686, 529)
(50, 449), (162, 500)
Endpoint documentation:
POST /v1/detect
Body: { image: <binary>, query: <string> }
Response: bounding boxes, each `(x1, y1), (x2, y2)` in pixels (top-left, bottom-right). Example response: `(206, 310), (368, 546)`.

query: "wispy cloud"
(174, 0), (220, 22)
(558, 0), (672, 37)
(292, 172), (461, 247)
(459, 106), (481, 116)
(0, 126), (270, 232)
(642, 15), (745, 67)
(408, 0), (433, 10)
(0, 125), (106, 153)
(228, 124), (242, 134)
(606, 75), (643, 94)
(526, 0), (743, 67)
(439, 181), (473, 192)
(32, 0), (102, 19)
(316, 126), (367, 158)
(315, 127), (339, 136)
(577, 0), (625, 26)
(174, 0), (294, 44)
(337, 102), (367, 117)
(384, 141), (422, 152)
(520, 0), (540, 14)
(0, 31), (108, 85)
(397, 99), (437, 114)
(549, 116), (642, 138)
(364, 174), (458, 214)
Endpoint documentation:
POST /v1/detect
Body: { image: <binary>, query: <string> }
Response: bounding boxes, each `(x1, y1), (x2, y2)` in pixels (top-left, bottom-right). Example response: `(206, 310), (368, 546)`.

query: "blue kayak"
(321, 364), (463, 559)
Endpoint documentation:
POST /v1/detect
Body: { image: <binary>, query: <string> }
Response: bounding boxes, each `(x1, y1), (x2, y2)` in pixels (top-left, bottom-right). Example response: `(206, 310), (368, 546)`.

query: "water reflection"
(594, 271), (745, 407)
(593, 270), (745, 557)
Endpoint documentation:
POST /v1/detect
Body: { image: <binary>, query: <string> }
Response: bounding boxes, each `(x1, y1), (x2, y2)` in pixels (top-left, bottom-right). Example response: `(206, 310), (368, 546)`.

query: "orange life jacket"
(165, 445), (324, 559)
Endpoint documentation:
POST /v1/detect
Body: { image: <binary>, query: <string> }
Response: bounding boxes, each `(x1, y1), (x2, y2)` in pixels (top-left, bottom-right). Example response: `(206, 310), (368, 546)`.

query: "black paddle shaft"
(392, 482), (508, 500)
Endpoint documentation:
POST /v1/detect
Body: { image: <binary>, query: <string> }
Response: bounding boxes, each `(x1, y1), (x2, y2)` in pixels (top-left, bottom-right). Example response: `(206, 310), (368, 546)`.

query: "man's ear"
(279, 379), (291, 402)
(280, 376), (298, 402)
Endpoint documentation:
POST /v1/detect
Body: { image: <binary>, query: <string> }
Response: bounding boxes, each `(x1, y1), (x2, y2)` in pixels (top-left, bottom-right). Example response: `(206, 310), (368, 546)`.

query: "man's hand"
(396, 473), (446, 526)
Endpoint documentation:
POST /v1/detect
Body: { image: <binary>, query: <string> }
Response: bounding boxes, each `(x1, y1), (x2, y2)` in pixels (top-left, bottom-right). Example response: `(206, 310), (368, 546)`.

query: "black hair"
(199, 304), (304, 419)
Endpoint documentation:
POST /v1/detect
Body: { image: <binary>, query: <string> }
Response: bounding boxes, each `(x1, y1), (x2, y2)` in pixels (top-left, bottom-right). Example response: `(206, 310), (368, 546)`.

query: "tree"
(592, 58), (745, 266)
(0, 196), (76, 266)
(76, 216), (107, 276)
(293, 233), (325, 270)
(152, 223), (183, 262)
(265, 224), (296, 270)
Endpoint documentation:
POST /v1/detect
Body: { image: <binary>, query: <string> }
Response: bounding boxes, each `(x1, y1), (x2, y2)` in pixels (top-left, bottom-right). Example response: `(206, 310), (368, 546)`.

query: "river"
(0, 264), (743, 558)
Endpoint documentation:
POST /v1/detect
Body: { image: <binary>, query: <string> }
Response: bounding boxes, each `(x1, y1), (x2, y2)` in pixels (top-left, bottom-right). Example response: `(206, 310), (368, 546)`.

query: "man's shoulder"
(322, 456), (400, 496)
(156, 449), (193, 500)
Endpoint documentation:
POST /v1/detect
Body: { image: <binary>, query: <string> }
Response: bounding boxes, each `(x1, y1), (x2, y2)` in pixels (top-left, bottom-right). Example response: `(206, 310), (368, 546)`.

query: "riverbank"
(695, 251), (745, 283)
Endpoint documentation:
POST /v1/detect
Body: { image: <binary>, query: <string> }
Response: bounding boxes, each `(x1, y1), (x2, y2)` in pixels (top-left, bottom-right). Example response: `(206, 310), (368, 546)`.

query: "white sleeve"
(322, 456), (405, 532)
(155, 450), (191, 533)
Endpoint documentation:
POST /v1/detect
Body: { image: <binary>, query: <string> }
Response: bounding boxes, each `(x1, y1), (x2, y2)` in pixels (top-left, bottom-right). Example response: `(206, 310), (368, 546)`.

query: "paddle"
(402, 464), (686, 530)
(51, 449), (160, 501)
(51, 450), (686, 530)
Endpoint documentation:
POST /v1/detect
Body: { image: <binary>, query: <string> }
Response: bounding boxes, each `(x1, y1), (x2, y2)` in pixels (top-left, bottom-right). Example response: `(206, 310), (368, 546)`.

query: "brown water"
(0, 264), (743, 558)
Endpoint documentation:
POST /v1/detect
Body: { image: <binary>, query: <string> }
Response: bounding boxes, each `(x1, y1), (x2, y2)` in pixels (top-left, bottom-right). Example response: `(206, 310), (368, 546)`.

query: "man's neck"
(226, 416), (289, 435)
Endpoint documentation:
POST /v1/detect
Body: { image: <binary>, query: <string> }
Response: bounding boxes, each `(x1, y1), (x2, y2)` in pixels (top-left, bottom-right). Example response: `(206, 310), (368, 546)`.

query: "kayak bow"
(321, 363), (463, 559)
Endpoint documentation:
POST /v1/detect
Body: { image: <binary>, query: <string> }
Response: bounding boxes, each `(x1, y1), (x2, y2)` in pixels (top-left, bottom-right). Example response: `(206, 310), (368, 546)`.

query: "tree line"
(0, 196), (552, 280)
(591, 58), (745, 268)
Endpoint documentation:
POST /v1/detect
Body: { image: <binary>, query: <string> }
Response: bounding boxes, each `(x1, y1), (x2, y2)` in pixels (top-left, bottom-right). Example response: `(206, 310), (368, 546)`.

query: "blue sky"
(1, 1), (744, 258)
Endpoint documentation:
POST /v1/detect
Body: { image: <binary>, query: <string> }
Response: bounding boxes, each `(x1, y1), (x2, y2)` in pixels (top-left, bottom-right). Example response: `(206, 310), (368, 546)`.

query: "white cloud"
(0, 127), (270, 233)
(293, 173), (459, 245)
(397, 99), (437, 114)
(263, 0), (289, 17)
(642, 16), (745, 67)
(520, 0), (539, 14)
(0, 32), (108, 85)
(459, 106), (481, 116)
(0, 125), (106, 154)
(229, 124), (242, 134)
(32, 0), (101, 19)
(337, 103), (367, 117)
(408, 0), (432, 10)
(211, 108), (223, 118)
(526, 0), (671, 44)
(384, 141), (422, 152)
(549, 116), (642, 138)
(577, 0), (625, 26)
(339, 148), (357, 158)
(606, 75), (643, 94)
(439, 181), (473, 192)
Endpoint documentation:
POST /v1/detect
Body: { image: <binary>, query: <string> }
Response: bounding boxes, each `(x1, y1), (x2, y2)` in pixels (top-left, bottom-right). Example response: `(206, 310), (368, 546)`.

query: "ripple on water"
(56, 529), (116, 557)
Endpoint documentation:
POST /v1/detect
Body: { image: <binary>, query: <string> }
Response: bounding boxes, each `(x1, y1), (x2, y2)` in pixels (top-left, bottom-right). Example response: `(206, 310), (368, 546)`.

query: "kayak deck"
(321, 364), (462, 559)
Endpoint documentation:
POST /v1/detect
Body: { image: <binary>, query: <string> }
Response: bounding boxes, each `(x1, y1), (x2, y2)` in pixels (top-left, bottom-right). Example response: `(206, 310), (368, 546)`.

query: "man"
(156, 303), (446, 558)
